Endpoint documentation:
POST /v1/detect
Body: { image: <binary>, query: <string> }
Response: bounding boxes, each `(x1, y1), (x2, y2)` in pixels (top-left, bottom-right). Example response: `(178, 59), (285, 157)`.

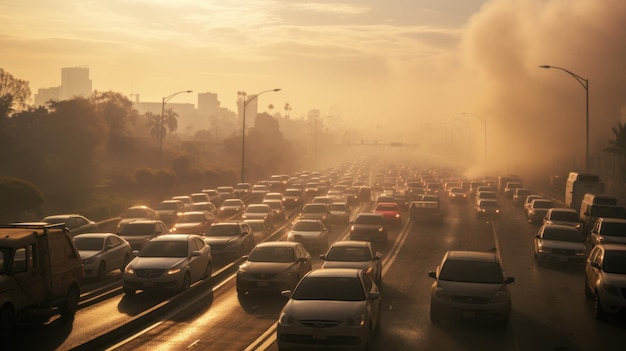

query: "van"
(565, 172), (604, 212)
(581, 193), (618, 206)
(579, 203), (626, 238)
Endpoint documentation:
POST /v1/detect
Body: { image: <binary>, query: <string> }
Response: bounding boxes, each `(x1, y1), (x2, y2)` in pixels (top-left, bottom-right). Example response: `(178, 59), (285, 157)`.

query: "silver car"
(122, 234), (212, 295)
(277, 268), (381, 350)
(428, 250), (514, 324)
(320, 240), (382, 286)
(584, 244), (626, 320)
(286, 219), (329, 253)
(534, 224), (586, 264)
(74, 233), (132, 280)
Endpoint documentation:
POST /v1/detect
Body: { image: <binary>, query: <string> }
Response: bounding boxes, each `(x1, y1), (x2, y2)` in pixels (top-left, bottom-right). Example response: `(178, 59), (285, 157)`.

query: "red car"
(373, 202), (402, 224)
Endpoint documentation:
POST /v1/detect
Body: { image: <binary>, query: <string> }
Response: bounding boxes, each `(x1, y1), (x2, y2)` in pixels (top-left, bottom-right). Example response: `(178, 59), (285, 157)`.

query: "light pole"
(461, 113), (487, 172)
(539, 65), (589, 171)
(160, 90), (192, 167)
(240, 88), (281, 183)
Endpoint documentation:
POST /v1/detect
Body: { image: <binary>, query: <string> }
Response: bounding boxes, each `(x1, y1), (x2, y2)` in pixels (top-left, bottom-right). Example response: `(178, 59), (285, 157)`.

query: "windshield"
(177, 213), (206, 223)
(42, 216), (67, 224)
(550, 211), (579, 222)
(533, 201), (553, 209)
(293, 221), (322, 231)
(139, 241), (188, 258)
(246, 221), (266, 232)
(292, 276), (365, 301)
(439, 260), (504, 284)
(302, 205), (326, 213)
(248, 246), (295, 263)
(207, 225), (239, 236)
(590, 206), (626, 218)
(122, 208), (151, 218)
(246, 206), (269, 213)
(222, 200), (243, 207)
(156, 202), (178, 210)
(354, 215), (383, 225)
(329, 204), (347, 211)
(325, 246), (371, 262)
(74, 237), (104, 251)
(602, 251), (626, 274)
(600, 222), (626, 237)
(0, 248), (11, 275)
(480, 201), (498, 208)
(542, 228), (581, 242)
(119, 223), (155, 236)
(375, 204), (397, 211)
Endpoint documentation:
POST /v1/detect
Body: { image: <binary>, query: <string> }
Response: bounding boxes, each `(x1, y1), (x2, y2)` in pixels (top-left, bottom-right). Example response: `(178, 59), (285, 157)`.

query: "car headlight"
(350, 225), (356, 231)
(346, 313), (366, 327)
(378, 227), (384, 232)
(434, 286), (448, 299)
(167, 267), (181, 275)
(537, 242), (549, 253)
(491, 290), (507, 303)
(83, 257), (96, 264)
(395, 214), (400, 218)
(124, 266), (135, 275)
(603, 283), (621, 296)
(279, 312), (295, 326)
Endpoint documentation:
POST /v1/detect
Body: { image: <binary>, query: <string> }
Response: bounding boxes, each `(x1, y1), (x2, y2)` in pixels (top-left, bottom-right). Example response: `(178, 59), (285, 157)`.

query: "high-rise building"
(198, 92), (220, 117)
(34, 86), (61, 106)
(60, 67), (92, 100)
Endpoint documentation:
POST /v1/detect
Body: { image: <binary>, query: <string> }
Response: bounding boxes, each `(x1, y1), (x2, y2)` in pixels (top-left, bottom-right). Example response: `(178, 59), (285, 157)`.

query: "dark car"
(116, 205), (160, 232)
(154, 200), (185, 226)
(203, 221), (256, 259)
(118, 219), (168, 251)
(41, 214), (99, 237)
(298, 203), (330, 227)
(320, 240), (383, 285)
(350, 213), (388, 245)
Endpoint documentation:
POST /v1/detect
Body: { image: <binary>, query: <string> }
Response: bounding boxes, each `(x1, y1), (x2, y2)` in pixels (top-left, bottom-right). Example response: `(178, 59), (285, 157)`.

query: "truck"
(565, 172), (605, 213)
(0, 223), (83, 338)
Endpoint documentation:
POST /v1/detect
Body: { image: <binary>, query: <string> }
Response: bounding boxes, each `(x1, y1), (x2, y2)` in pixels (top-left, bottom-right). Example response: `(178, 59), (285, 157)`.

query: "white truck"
(565, 172), (605, 213)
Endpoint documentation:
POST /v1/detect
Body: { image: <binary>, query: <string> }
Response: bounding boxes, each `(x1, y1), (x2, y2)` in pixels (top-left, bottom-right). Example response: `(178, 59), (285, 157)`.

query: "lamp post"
(461, 113), (487, 171)
(160, 90), (193, 167)
(539, 65), (589, 171)
(240, 88), (281, 183)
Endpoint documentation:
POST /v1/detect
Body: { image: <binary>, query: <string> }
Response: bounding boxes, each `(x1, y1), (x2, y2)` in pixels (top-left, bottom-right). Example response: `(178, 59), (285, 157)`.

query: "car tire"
(593, 291), (606, 321)
(124, 287), (135, 296)
(0, 305), (15, 339)
(97, 261), (107, 281)
(205, 261), (213, 279)
(60, 284), (80, 319)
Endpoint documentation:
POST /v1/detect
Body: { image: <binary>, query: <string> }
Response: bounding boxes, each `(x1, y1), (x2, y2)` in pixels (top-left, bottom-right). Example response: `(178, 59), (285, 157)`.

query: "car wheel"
(0, 305), (15, 339)
(97, 261), (107, 281)
(594, 291), (606, 321)
(181, 272), (191, 291)
(60, 284), (80, 318)
(205, 261), (213, 279)
(124, 287), (135, 296)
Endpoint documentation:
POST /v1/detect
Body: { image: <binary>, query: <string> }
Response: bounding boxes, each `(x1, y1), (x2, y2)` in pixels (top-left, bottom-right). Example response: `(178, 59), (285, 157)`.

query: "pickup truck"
(0, 223), (83, 338)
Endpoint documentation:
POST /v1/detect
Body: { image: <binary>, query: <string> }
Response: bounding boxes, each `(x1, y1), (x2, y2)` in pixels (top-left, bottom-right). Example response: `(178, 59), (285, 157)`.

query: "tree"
(145, 108), (178, 141)
(0, 68), (32, 116)
(605, 122), (626, 178)
(0, 176), (44, 221)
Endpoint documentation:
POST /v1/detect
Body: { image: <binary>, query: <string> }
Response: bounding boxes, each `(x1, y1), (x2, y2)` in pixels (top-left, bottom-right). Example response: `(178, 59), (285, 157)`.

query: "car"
(262, 199), (287, 222)
(236, 241), (312, 296)
(283, 188), (304, 208)
(251, 184), (270, 197)
(503, 181), (524, 198)
(277, 268), (381, 351)
(448, 187), (468, 201)
(584, 244), (626, 320)
(116, 205), (160, 232)
(372, 202), (402, 225)
(533, 224), (586, 264)
(350, 213), (388, 245)
(512, 188), (531, 207)
(526, 199), (554, 224)
(311, 196), (333, 205)
(122, 234), (212, 295)
(200, 189), (220, 203)
(243, 219), (271, 239)
(428, 250), (514, 324)
(374, 195), (395, 205)
(263, 192), (284, 202)
(171, 195), (194, 210)
(241, 203), (274, 226)
(190, 192), (211, 204)
(342, 187), (359, 205)
(543, 208), (582, 232)
(154, 199), (185, 226)
(474, 191), (497, 206)
(41, 214), (99, 237)
(204, 221), (256, 259)
(409, 200), (444, 223)
(217, 186), (236, 202)
(189, 201), (218, 216)
(328, 202), (351, 225)
(474, 199), (501, 219)
(169, 211), (218, 235)
(117, 219), (169, 251)
(320, 240), (382, 286)
(286, 219), (329, 252)
(219, 198), (246, 219)
(73, 233), (132, 280)
(589, 217), (626, 246)
(392, 193), (409, 210)
(234, 183), (252, 197)
(298, 203), (330, 227)
(523, 195), (544, 212)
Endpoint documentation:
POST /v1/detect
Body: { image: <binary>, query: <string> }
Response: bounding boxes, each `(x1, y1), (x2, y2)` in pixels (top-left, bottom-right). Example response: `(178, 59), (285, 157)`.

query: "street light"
(539, 65), (589, 171)
(461, 112), (487, 171)
(160, 90), (193, 167)
(240, 88), (281, 183)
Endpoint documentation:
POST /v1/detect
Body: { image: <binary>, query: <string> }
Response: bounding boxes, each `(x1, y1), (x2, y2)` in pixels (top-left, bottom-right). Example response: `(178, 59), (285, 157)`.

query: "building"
(33, 66), (92, 106)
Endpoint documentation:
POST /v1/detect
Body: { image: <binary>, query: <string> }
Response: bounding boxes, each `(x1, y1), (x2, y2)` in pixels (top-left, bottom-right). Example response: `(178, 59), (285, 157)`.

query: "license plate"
(257, 281), (269, 287)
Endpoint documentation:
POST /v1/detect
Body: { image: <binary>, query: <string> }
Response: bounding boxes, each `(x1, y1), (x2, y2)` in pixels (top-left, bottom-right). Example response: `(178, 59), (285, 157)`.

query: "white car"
(428, 250), (514, 324)
(277, 268), (381, 350)
(543, 208), (582, 232)
(74, 233), (132, 280)
(287, 219), (329, 253)
(584, 244), (626, 320)
(533, 224), (586, 264)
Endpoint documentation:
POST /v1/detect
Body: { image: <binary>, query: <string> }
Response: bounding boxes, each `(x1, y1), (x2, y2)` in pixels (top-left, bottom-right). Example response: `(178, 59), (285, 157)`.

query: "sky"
(2, 0), (626, 175)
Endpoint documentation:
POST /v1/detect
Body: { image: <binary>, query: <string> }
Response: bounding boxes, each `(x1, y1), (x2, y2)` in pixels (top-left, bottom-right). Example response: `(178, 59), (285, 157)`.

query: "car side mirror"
(298, 257), (308, 263)
(191, 251), (201, 257)
(505, 277), (515, 284)
(590, 262), (601, 270)
(106, 244), (114, 250)
(132, 250), (139, 256)
(319, 254), (326, 259)
(373, 256), (381, 260)
(280, 290), (293, 298)
(428, 271), (437, 279)
(368, 291), (381, 300)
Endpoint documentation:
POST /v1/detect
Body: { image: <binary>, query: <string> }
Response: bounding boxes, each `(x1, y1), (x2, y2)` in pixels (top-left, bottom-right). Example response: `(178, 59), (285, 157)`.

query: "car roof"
(151, 234), (199, 241)
(597, 243), (626, 251)
(541, 224), (580, 232)
(446, 250), (498, 262)
(330, 240), (370, 248)
(125, 219), (162, 225)
(255, 241), (302, 248)
(598, 217), (626, 224)
(73, 233), (117, 238)
(42, 214), (81, 219)
(305, 268), (361, 278)
(548, 208), (577, 213)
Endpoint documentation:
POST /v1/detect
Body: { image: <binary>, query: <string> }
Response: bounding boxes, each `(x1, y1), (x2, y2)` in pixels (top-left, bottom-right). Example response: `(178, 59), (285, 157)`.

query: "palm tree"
(146, 111), (162, 139)
(605, 121), (626, 178)
(145, 108), (179, 140)
(163, 108), (179, 135)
